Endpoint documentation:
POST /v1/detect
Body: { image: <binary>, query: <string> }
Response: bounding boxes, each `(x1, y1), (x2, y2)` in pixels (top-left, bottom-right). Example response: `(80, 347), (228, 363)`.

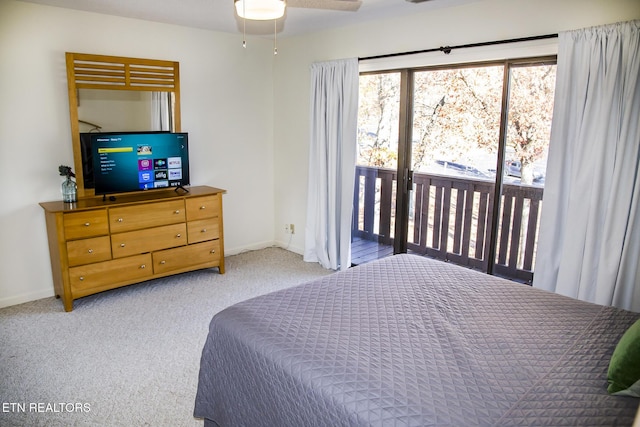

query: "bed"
(194, 254), (640, 426)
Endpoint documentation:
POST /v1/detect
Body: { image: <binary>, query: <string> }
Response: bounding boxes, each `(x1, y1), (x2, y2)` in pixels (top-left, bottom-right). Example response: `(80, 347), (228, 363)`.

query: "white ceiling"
(16, 0), (480, 38)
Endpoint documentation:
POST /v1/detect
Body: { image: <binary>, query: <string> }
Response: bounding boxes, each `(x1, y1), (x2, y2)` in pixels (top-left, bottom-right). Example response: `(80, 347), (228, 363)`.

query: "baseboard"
(273, 240), (304, 256)
(0, 288), (55, 310)
(226, 241), (304, 257)
(224, 241), (279, 256)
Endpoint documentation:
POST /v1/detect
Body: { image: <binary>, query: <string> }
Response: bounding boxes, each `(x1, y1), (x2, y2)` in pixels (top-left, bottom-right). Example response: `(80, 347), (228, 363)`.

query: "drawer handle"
(174, 210), (180, 214)
(201, 229), (207, 233)
(210, 249), (216, 254)
(140, 264), (146, 269)
(120, 243), (126, 247)
(84, 222), (90, 227)
(79, 276), (84, 281)
(200, 206), (206, 210)
(160, 260), (166, 265)
(176, 233), (182, 238)
(117, 218), (123, 223)
(88, 249), (94, 254)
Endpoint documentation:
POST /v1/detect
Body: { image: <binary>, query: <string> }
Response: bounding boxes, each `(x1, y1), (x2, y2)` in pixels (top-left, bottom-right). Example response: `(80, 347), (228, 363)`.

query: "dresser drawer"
(67, 236), (112, 267)
(186, 194), (221, 221)
(69, 253), (152, 294)
(187, 218), (220, 244)
(63, 210), (109, 240)
(109, 200), (185, 233)
(152, 240), (221, 274)
(111, 223), (186, 258)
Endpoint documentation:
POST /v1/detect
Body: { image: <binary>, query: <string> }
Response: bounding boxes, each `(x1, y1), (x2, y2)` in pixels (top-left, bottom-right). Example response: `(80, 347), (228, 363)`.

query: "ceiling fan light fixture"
(234, 0), (286, 20)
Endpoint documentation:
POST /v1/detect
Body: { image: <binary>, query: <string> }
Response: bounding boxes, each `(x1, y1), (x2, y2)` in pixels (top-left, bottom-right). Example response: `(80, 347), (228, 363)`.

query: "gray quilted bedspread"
(194, 254), (640, 426)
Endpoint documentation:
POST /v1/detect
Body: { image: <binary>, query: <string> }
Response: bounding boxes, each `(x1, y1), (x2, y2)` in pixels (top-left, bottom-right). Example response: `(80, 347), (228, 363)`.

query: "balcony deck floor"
(351, 238), (394, 266)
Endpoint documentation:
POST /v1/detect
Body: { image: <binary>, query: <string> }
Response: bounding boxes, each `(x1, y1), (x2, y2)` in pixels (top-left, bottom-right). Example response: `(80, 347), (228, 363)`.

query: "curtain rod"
(359, 33), (558, 61)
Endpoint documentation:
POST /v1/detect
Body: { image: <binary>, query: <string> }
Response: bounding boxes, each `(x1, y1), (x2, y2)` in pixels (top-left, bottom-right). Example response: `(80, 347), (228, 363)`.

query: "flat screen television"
(90, 132), (190, 195)
(80, 131), (169, 189)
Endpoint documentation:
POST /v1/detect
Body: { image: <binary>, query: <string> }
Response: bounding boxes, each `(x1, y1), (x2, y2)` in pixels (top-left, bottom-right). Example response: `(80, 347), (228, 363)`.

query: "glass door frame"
(393, 69), (413, 255)
(389, 56), (557, 278)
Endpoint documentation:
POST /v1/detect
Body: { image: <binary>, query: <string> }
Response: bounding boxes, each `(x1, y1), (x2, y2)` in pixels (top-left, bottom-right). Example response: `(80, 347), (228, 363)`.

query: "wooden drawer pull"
(88, 249), (94, 254)
(176, 234), (182, 238)
(117, 218), (124, 222)
(201, 229), (207, 233)
(79, 276), (84, 281)
(200, 206), (206, 210)
(120, 243), (126, 247)
(84, 222), (90, 227)
(210, 249), (216, 254)
(175, 210), (180, 214)
(160, 260), (166, 265)
(140, 264), (146, 269)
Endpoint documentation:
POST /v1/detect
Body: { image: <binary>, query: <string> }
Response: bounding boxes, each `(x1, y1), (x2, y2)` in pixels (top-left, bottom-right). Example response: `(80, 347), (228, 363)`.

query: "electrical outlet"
(290, 224), (295, 234)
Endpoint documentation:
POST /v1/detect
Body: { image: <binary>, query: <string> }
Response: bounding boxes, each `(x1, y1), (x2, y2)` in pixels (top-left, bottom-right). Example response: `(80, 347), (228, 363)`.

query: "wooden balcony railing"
(352, 165), (544, 283)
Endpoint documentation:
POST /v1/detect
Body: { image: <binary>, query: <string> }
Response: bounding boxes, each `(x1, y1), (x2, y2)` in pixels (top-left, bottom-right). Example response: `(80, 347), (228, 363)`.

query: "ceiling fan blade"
(287, 0), (362, 12)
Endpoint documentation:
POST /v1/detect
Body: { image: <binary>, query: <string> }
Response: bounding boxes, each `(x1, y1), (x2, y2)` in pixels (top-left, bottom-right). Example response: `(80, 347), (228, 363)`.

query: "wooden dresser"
(40, 186), (225, 311)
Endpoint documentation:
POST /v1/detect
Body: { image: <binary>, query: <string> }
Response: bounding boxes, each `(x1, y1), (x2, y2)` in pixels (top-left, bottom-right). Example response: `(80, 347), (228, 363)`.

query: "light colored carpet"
(0, 247), (332, 427)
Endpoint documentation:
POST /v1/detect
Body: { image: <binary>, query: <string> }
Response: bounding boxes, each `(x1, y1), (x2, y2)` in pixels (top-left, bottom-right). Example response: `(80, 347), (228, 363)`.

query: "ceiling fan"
(234, 0), (432, 20)
(234, 0), (362, 21)
(234, 0), (363, 53)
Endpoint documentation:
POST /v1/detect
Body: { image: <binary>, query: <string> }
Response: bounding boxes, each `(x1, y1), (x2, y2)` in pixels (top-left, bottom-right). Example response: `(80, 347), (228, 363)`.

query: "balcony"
(352, 165), (544, 283)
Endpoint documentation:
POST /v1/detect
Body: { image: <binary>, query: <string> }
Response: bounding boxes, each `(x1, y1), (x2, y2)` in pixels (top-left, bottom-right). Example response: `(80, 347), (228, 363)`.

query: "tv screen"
(80, 131), (169, 189)
(91, 132), (190, 195)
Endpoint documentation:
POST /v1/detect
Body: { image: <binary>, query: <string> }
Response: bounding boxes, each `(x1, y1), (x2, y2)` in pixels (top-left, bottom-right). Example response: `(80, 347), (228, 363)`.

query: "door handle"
(405, 168), (414, 192)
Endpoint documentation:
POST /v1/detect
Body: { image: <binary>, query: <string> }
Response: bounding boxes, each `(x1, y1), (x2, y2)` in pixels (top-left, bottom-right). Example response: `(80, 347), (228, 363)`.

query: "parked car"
(505, 160), (521, 177)
(434, 160), (492, 179)
(505, 159), (546, 185)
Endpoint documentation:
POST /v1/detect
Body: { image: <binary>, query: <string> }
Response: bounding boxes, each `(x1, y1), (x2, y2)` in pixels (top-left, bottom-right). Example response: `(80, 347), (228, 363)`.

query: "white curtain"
(303, 58), (359, 271)
(533, 20), (640, 312)
(151, 92), (171, 131)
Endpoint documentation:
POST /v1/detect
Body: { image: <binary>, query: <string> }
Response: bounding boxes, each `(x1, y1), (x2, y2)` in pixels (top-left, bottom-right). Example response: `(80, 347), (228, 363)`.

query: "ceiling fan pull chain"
(242, 1), (247, 48)
(274, 19), (278, 55)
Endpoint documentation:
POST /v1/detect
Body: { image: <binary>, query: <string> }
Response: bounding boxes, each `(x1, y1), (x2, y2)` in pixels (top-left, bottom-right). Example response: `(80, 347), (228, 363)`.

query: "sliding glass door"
(352, 58), (556, 283)
(491, 61), (556, 281)
(351, 71), (401, 265)
(406, 64), (503, 271)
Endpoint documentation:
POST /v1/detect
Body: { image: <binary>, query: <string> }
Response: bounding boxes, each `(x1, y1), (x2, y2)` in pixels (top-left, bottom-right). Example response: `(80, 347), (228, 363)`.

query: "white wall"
(0, 0), (276, 307)
(271, 0), (640, 253)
